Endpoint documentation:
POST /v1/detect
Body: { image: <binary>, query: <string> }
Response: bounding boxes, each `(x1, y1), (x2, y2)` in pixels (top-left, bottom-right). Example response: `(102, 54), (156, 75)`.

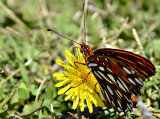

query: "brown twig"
(0, 1), (28, 29)
(35, 78), (47, 101)
(16, 106), (42, 117)
(132, 28), (146, 57)
(108, 17), (129, 42)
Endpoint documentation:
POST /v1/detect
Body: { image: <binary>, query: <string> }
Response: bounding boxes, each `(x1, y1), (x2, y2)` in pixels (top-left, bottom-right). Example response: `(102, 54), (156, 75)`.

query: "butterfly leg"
(64, 72), (91, 93)
(72, 72), (91, 88)
(94, 83), (99, 93)
(72, 61), (89, 87)
(72, 47), (79, 56)
(74, 61), (86, 68)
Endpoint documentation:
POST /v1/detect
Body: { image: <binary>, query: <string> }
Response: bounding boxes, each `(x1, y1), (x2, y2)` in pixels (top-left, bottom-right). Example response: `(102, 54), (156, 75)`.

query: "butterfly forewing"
(87, 49), (156, 113)
(88, 55), (145, 90)
(94, 49), (156, 78)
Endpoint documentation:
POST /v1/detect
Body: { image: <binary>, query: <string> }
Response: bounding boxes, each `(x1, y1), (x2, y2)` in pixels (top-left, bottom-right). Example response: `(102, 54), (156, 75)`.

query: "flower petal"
(55, 78), (72, 87)
(55, 59), (71, 69)
(65, 50), (75, 67)
(55, 77), (69, 81)
(80, 98), (84, 112)
(86, 95), (93, 113)
(53, 73), (64, 77)
(73, 96), (79, 110)
(57, 84), (71, 95)
(53, 47), (104, 114)
(65, 91), (73, 101)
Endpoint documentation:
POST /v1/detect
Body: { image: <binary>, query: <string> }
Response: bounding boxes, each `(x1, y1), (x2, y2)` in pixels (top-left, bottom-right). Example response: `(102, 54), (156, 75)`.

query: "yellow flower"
(53, 48), (105, 113)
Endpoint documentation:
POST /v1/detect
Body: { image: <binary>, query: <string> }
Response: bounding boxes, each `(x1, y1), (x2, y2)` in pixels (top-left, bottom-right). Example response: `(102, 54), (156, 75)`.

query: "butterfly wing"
(87, 49), (155, 113)
(94, 48), (156, 78)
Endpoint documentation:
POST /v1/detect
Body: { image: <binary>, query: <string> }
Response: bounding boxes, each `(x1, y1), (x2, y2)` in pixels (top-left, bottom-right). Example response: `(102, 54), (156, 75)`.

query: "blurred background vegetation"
(0, 0), (160, 118)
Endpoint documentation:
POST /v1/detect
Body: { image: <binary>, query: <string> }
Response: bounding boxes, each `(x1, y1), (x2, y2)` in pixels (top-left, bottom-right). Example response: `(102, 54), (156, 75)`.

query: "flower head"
(53, 48), (104, 113)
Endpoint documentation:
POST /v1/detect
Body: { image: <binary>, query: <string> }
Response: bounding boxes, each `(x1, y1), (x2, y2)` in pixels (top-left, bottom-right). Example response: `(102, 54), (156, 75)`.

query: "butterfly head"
(80, 43), (94, 63)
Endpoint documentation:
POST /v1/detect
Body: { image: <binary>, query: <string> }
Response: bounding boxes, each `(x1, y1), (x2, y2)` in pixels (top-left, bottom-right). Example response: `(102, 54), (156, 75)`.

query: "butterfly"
(79, 3), (155, 114)
(80, 42), (156, 114)
(48, 32), (156, 114)
(48, 3), (156, 114)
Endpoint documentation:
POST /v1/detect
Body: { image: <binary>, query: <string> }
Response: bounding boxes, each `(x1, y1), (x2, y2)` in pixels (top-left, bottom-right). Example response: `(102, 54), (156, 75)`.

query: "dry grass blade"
(0, 1), (28, 29)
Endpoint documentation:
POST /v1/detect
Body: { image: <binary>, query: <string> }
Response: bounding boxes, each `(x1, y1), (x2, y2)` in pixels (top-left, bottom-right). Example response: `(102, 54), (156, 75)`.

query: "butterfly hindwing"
(91, 64), (134, 113)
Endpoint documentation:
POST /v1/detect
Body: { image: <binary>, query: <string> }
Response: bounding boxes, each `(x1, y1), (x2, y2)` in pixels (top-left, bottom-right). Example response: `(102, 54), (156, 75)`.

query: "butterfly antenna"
(83, 3), (86, 44)
(47, 29), (80, 45)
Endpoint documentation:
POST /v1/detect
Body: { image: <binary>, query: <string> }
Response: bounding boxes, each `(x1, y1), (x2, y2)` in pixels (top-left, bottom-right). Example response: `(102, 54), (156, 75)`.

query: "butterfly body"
(80, 43), (94, 63)
(80, 42), (156, 114)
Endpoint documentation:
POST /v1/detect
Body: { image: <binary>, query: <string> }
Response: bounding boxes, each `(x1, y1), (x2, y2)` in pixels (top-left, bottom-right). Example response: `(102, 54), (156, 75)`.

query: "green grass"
(0, 0), (160, 118)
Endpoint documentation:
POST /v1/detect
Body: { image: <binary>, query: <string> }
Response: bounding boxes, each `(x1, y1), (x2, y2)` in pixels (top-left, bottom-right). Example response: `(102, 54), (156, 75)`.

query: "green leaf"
(10, 90), (18, 104)
(40, 85), (57, 101)
(152, 109), (160, 113)
(42, 99), (50, 110)
(0, 88), (5, 100)
(29, 84), (38, 96)
(153, 39), (160, 58)
(38, 109), (42, 119)
(18, 82), (30, 101)
(23, 101), (42, 114)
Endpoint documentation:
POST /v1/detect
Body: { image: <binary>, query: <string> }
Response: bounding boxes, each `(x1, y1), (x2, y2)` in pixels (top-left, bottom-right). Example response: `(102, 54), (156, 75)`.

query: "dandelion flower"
(53, 48), (105, 113)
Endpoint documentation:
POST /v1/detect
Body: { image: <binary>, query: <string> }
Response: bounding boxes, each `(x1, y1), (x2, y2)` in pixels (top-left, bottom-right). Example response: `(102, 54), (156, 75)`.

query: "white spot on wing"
(117, 107), (122, 112)
(99, 85), (104, 93)
(112, 101), (116, 107)
(131, 70), (135, 74)
(107, 68), (113, 73)
(117, 80), (126, 92)
(124, 95), (130, 102)
(130, 100), (133, 104)
(104, 90), (111, 103)
(125, 109), (128, 113)
(123, 67), (132, 74)
(105, 58), (109, 62)
(117, 99), (122, 109)
(107, 74), (116, 84)
(127, 103), (131, 110)
(118, 77), (129, 92)
(128, 78), (136, 85)
(97, 71), (113, 84)
(94, 71), (102, 80)
(88, 63), (98, 67)
(97, 57), (100, 62)
(115, 90), (121, 99)
(116, 90), (122, 97)
(99, 66), (105, 71)
(107, 85), (113, 95)
(135, 78), (143, 85)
